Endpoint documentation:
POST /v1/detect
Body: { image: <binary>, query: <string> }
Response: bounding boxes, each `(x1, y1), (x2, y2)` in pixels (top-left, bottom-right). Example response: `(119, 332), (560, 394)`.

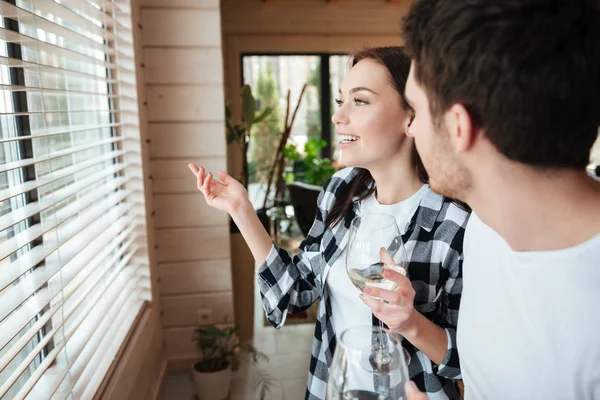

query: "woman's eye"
(334, 98), (343, 107)
(353, 98), (368, 105)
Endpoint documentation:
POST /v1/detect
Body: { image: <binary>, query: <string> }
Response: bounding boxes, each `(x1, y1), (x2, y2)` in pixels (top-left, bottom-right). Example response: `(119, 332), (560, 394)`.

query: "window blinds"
(0, 0), (150, 399)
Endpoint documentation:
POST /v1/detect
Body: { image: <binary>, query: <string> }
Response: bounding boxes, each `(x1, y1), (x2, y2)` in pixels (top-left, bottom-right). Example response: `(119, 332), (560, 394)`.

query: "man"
(401, 0), (600, 398)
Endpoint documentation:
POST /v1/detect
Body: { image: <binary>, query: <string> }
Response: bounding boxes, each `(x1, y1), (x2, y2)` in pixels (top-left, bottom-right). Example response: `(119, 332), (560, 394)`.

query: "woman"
(189, 47), (470, 400)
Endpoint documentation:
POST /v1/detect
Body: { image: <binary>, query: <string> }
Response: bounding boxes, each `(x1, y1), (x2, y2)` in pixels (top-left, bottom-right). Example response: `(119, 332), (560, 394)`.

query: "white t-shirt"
(326, 185), (428, 339)
(458, 213), (600, 400)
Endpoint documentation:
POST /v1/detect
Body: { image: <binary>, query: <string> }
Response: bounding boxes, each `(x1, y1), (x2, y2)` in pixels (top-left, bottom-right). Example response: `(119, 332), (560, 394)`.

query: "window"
(241, 53), (350, 208)
(0, 1), (150, 398)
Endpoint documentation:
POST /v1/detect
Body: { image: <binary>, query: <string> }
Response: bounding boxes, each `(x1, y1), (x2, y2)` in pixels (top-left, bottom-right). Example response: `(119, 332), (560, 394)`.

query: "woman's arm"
(229, 200), (273, 263)
(257, 182), (331, 328)
(189, 164), (330, 328)
(188, 164), (272, 263)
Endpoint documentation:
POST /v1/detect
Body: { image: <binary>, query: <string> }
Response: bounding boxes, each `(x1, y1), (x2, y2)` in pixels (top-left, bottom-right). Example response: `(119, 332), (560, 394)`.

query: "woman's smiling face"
(332, 58), (413, 169)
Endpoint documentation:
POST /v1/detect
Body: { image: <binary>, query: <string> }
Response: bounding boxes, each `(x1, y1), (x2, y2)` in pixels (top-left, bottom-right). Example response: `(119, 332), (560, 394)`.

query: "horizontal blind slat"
(0, 123), (125, 145)
(0, 83), (133, 98)
(0, 55), (117, 84)
(0, 163), (128, 234)
(0, 136), (124, 174)
(0, 27), (116, 69)
(0, 149), (129, 201)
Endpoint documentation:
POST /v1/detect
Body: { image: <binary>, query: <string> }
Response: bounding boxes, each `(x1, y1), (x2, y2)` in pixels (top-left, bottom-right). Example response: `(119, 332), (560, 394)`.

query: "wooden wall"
(140, 0), (234, 372)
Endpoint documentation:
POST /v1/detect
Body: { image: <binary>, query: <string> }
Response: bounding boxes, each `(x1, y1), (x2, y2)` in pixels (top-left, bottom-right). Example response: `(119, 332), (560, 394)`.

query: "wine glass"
(346, 213), (410, 365)
(326, 325), (410, 400)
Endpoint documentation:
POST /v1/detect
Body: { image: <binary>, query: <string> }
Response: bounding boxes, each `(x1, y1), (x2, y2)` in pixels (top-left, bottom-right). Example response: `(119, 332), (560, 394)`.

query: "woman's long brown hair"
(324, 46), (429, 229)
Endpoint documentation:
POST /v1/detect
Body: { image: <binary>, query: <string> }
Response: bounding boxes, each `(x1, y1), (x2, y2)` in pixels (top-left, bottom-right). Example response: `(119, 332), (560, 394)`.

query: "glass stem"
(378, 319), (387, 354)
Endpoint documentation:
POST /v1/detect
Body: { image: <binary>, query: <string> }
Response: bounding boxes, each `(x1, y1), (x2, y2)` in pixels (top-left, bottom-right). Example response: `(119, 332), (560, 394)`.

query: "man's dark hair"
(403, 0), (600, 168)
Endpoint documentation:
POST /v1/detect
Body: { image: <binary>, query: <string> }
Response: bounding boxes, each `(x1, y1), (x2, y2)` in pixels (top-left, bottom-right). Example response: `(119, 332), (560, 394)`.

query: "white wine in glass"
(346, 213), (408, 301)
(348, 262), (402, 292)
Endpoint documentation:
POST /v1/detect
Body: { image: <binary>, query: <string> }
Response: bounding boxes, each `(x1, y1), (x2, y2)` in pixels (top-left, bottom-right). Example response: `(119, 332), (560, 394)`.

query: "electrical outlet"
(197, 308), (213, 325)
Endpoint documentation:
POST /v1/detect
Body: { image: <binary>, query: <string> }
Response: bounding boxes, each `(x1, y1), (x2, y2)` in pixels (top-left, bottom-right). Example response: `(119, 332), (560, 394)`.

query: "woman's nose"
(332, 106), (349, 126)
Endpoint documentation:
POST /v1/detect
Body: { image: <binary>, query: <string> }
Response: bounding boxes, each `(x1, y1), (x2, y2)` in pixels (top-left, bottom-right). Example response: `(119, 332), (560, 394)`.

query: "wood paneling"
(221, 0), (411, 36)
(154, 193), (228, 228)
(156, 227), (230, 262)
(144, 48), (224, 84)
(163, 327), (202, 359)
(148, 122), (226, 159)
(159, 259), (233, 295)
(141, 1), (233, 371)
(161, 292), (234, 327)
(150, 158), (227, 194)
(142, 9), (221, 47)
(146, 85), (225, 122)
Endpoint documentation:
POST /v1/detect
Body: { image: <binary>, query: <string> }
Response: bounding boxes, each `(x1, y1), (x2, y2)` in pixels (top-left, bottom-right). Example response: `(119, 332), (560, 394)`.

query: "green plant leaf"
(241, 85), (256, 127)
(253, 107), (273, 124)
(284, 171), (295, 183)
(304, 138), (326, 158)
(284, 144), (301, 162)
(202, 325), (228, 337)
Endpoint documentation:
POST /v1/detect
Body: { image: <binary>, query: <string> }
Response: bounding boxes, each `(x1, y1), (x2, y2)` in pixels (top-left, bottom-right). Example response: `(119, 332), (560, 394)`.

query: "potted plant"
(192, 324), (269, 400)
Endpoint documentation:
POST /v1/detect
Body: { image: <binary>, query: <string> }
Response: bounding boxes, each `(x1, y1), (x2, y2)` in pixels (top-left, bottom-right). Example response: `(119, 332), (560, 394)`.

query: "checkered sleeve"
(433, 204), (469, 380)
(257, 178), (332, 330)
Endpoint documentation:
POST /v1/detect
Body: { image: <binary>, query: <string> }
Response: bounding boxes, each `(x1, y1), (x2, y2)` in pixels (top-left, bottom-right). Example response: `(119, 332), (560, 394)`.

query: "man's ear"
(445, 103), (476, 153)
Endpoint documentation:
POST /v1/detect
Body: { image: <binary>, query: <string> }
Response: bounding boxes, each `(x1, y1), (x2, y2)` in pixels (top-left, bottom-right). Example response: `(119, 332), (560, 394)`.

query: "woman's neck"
(368, 157), (424, 205)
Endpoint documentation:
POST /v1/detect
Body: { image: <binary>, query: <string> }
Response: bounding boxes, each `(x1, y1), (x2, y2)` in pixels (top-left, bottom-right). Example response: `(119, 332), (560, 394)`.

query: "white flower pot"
(192, 362), (232, 400)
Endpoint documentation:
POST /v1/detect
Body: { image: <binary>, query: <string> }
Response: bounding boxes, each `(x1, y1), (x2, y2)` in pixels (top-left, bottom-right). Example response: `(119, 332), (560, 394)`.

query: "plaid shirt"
(258, 167), (470, 400)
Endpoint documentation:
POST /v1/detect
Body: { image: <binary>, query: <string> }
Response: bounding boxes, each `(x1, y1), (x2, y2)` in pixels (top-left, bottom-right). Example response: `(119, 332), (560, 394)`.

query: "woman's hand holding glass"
(360, 260), (418, 337)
